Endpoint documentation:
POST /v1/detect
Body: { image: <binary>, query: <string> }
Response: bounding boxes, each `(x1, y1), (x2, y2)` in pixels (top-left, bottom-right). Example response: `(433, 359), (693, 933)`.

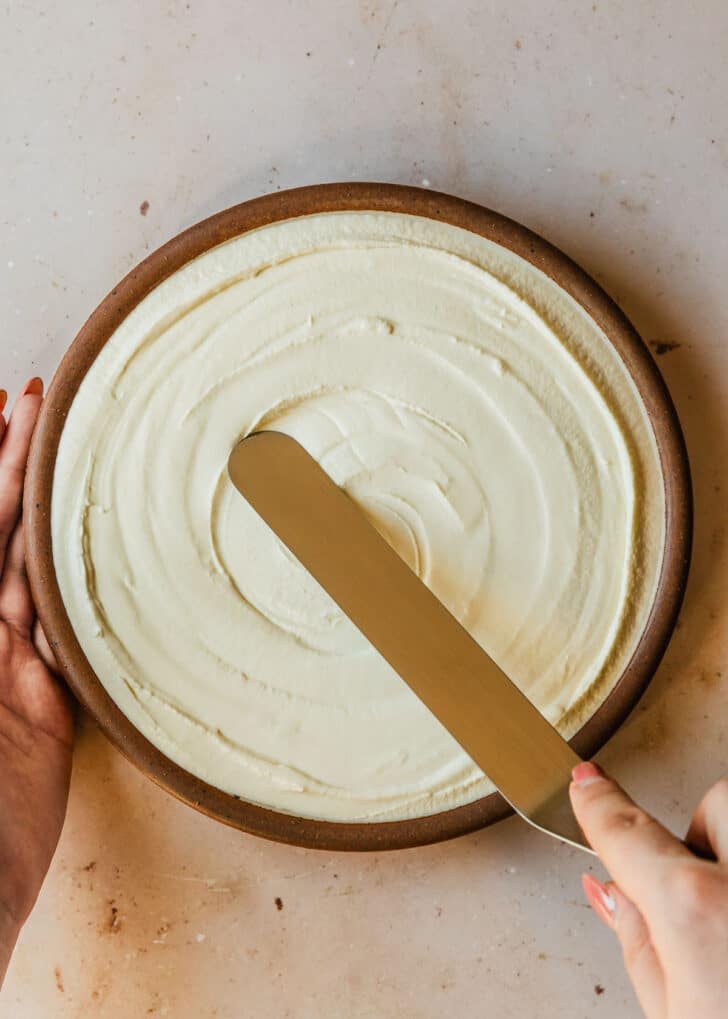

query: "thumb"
(582, 875), (665, 1019)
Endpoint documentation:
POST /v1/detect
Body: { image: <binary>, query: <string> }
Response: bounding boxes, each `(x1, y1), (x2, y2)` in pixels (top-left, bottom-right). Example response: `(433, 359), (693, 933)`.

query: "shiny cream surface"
(52, 212), (665, 821)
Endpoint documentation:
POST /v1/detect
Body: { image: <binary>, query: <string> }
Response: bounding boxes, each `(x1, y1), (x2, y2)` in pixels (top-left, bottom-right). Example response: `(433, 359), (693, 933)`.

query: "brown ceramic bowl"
(24, 183), (692, 851)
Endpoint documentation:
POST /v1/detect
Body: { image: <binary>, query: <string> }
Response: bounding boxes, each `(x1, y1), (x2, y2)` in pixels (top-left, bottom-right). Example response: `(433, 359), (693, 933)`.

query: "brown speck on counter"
(54, 966), (64, 993)
(82, 860), (97, 872)
(103, 899), (121, 934)
(139, 200), (150, 216)
(274, 896), (284, 911)
(594, 983), (605, 995)
(650, 340), (681, 356)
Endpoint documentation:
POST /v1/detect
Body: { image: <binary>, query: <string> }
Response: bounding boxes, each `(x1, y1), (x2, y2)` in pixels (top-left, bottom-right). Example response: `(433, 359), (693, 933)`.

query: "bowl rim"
(24, 182), (693, 851)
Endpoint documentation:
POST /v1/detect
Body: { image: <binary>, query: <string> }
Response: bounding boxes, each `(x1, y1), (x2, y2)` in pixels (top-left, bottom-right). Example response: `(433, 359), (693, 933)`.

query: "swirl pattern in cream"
(52, 212), (665, 821)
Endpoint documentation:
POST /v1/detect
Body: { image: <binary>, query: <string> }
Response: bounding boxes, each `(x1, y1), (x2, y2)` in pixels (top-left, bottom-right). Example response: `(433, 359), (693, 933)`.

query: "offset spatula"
(228, 431), (593, 853)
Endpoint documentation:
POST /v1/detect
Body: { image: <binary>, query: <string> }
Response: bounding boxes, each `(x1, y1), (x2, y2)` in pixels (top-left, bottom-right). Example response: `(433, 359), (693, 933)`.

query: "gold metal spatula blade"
(228, 431), (593, 853)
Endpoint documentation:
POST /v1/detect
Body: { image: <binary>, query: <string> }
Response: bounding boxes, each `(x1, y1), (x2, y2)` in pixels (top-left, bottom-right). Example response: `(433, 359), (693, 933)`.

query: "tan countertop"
(2, 2), (727, 1016)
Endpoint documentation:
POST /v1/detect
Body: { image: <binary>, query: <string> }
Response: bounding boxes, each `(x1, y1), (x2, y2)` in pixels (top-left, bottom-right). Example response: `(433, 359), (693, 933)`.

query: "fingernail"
(582, 874), (616, 928)
(21, 377), (43, 397)
(571, 761), (605, 787)
(0, 389), (6, 414)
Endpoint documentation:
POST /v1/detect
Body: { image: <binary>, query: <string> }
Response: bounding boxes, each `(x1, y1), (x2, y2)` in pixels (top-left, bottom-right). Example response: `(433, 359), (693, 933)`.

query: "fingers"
(685, 777), (728, 862)
(570, 762), (690, 913)
(0, 522), (34, 635)
(0, 379), (43, 572)
(0, 389), (7, 444)
(583, 875), (665, 1019)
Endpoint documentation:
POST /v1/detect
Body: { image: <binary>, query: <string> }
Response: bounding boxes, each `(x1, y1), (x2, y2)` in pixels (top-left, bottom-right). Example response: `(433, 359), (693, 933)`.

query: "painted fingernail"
(21, 377), (43, 397)
(571, 761), (605, 787)
(582, 874), (616, 928)
(0, 389), (7, 414)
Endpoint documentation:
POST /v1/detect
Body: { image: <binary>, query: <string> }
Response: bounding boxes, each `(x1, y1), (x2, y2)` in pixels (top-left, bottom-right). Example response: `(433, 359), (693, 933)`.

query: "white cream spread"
(52, 212), (665, 821)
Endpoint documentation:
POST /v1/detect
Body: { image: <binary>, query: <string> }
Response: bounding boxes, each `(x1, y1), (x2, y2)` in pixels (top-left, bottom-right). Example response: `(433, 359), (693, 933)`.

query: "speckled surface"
(1, 2), (727, 1016)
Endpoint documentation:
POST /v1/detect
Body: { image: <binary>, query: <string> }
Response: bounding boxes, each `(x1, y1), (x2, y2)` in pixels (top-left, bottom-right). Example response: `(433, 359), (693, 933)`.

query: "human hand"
(570, 761), (728, 1019)
(0, 380), (74, 983)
